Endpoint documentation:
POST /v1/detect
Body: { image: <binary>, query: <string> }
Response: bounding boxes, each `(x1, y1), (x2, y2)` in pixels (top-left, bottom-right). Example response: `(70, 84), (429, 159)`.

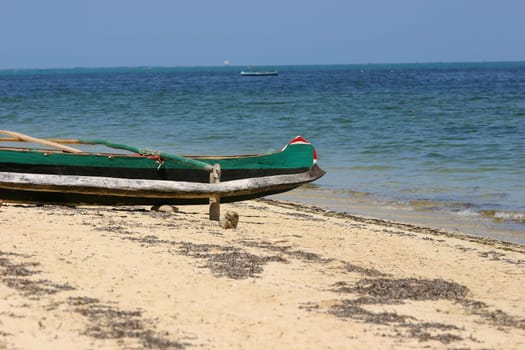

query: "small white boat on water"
(240, 70), (278, 76)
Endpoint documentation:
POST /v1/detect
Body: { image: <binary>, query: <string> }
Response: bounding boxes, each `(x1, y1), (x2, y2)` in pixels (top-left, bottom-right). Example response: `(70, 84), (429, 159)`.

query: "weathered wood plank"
(0, 165), (324, 199)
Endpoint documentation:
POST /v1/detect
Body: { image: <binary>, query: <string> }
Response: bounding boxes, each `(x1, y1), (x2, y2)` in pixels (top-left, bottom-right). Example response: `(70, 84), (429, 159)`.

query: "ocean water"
(1, 62), (524, 242)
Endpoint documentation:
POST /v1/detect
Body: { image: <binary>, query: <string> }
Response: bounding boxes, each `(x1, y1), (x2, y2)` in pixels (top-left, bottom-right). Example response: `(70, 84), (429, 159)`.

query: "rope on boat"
(80, 139), (214, 172)
(0, 130), (213, 172)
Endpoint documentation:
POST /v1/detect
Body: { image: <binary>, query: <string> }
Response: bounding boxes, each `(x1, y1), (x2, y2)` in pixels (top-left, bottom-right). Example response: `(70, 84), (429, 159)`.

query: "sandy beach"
(1, 199), (524, 349)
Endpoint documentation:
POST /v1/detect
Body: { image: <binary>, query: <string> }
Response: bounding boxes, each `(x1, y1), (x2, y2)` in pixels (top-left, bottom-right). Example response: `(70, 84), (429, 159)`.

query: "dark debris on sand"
(346, 278), (470, 301)
(68, 296), (189, 349)
(458, 298), (525, 329)
(344, 263), (387, 277)
(178, 242), (288, 279)
(236, 239), (332, 264)
(308, 276), (525, 344)
(326, 278), (468, 344)
(0, 251), (41, 277)
(121, 235), (290, 280)
(1, 248), (191, 349)
(330, 276), (469, 305)
(1, 250), (73, 298)
(327, 299), (463, 344)
(2, 277), (74, 298)
(329, 300), (414, 324)
(204, 251), (287, 279)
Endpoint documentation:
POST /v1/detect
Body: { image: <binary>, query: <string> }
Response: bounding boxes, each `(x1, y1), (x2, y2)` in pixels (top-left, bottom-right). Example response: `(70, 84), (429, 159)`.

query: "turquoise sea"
(1, 62), (524, 243)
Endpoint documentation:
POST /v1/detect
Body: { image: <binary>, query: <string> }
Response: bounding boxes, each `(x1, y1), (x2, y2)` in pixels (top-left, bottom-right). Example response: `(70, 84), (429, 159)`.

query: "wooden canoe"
(0, 131), (325, 207)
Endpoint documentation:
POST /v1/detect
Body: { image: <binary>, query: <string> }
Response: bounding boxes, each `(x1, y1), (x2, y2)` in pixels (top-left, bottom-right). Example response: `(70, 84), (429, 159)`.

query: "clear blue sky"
(1, 0), (524, 69)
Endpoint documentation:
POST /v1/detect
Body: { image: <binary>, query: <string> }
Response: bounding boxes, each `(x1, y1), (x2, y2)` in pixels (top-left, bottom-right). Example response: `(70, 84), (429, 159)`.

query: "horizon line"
(1, 60), (525, 71)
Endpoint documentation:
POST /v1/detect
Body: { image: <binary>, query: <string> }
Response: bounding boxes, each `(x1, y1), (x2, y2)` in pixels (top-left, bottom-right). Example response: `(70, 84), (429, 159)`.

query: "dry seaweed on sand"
(204, 251), (287, 279)
(68, 297), (189, 349)
(457, 298), (525, 329)
(236, 239), (332, 264)
(1, 250), (73, 297)
(0, 255), (40, 277)
(320, 278), (471, 344)
(321, 275), (524, 344)
(2, 278), (74, 297)
(328, 299), (463, 344)
(329, 300), (414, 324)
(121, 236), (290, 280)
(1, 247), (190, 349)
(179, 242), (287, 279)
(344, 263), (387, 277)
(347, 278), (470, 301)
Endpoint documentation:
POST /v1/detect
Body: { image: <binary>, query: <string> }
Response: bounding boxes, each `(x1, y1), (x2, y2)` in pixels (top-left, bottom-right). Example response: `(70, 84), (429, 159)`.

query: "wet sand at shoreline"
(1, 199), (524, 349)
(273, 188), (525, 245)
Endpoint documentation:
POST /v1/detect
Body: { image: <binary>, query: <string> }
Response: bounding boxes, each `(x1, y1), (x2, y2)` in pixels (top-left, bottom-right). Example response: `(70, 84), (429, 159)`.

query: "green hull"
(0, 135), (325, 206)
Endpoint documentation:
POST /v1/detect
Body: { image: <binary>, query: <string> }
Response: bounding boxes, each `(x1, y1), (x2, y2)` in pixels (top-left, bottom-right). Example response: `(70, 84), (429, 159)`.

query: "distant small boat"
(240, 70), (278, 76)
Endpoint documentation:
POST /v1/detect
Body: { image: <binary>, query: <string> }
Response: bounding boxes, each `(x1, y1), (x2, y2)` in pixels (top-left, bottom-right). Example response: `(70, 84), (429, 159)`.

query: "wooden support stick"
(0, 137), (83, 144)
(0, 130), (82, 153)
(209, 163), (221, 221)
